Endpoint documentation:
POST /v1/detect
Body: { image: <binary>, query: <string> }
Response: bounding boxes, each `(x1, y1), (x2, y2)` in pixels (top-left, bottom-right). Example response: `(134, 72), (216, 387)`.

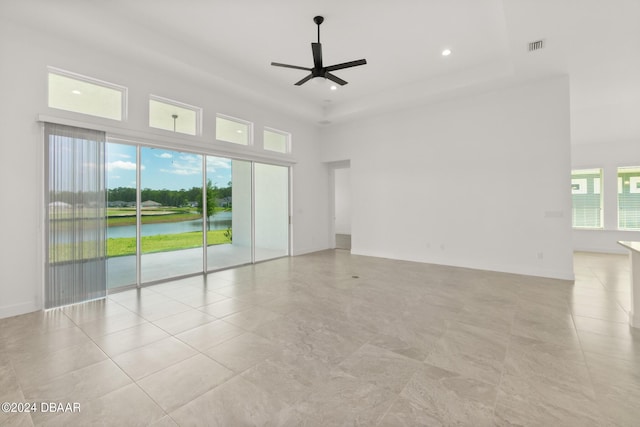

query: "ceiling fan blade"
(294, 73), (314, 86)
(325, 59), (367, 72)
(325, 72), (348, 86)
(312, 43), (323, 69)
(271, 62), (311, 71)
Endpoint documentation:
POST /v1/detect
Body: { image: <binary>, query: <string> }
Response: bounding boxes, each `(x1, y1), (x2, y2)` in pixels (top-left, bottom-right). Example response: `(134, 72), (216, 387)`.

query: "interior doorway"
(332, 164), (351, 251)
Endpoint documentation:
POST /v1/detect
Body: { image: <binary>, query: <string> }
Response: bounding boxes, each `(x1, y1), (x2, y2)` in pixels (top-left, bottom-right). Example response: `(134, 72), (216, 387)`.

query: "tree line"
(107, 182), (231, 208)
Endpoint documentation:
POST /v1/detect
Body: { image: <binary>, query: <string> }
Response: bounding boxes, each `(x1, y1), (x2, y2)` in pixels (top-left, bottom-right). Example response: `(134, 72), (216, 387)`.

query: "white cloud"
(160, 166), (199, 176)
(206, 157), (231, 172)
(179, 154), (199, 162)
(155, 153), (203, 176)
(107, 160), (137, 171)
(158, 153), (173, 159)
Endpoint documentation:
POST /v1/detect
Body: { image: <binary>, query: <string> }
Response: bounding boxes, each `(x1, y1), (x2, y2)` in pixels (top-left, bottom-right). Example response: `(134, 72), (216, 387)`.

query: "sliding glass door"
(254, 163), (289, 262)
(106, 142), (137, 289)
(104, 141), (290, 289)
(140, 147), (204, 283)
(206, 157), (252, 270)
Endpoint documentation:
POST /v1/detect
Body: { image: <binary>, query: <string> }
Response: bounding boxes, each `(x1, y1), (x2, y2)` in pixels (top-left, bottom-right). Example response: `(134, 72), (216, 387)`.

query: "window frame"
(148, 94), (202, 136)
(617, 166), (640, 231)
(47, 66), (128, 121)
(571, 168), (603, 229)
(263, 127), (291, 154)
(215, 113), (253, 146)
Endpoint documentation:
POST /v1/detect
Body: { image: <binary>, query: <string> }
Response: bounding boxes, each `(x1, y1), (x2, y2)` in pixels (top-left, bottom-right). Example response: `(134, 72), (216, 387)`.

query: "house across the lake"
(141, 200), (162, 208)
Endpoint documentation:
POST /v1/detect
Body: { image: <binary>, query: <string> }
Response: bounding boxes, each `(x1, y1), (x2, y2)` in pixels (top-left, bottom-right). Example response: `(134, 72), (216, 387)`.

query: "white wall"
(321, 76), (574, 280)
(571, 140), (640, 253)
(0, 20), (329, 319)
(334, 168), (352, 234)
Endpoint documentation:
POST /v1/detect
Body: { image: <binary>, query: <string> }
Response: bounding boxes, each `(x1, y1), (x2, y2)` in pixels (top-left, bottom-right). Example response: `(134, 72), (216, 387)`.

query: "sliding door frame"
(106, 136), (292, 292)
(135, 145), (142, 287)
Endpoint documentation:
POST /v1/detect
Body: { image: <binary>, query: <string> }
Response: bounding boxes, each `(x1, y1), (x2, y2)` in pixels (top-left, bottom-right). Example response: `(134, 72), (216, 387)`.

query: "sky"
(106, 143), (232, 190)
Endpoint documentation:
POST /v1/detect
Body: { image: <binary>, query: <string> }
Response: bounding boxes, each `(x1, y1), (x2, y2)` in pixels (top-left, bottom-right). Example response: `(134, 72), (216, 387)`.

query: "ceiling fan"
(271, 16), (367, 86)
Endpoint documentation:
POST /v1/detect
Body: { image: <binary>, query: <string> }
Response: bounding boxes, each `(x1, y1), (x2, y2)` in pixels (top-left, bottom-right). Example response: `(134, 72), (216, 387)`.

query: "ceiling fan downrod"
(314, 16), (324, 43)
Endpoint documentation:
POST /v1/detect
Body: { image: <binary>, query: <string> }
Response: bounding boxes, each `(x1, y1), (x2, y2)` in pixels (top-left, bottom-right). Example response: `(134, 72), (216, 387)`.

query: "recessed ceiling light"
(236, 130), (243, 134)
(442, 49), (452, 57)
(71, 89), (82, 95)
(330, 85), (338, 91)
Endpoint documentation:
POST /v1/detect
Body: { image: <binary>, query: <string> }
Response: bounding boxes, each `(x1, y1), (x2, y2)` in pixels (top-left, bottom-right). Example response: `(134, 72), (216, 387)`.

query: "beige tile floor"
(1, 250), (639, 426)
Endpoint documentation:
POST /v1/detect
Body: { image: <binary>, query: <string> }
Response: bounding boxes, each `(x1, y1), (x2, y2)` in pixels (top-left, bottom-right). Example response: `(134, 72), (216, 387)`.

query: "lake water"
(107, 211), (232, 239)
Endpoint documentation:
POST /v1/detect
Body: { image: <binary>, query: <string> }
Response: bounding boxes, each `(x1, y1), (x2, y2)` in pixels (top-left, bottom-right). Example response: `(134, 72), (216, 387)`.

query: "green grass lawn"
(50, 230), (231, 262)
(108, 230), (231, 257)
(50, 208), (235, 261)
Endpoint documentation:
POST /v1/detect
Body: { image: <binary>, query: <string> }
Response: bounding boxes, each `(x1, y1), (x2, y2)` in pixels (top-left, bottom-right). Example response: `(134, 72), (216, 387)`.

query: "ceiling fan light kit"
(271, 15), (367, 86)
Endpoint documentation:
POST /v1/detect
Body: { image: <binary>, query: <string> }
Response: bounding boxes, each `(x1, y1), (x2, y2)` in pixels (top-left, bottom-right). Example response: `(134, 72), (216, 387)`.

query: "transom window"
(263, 128), (291, 154)
(216, 114), (252, 145)
(149, 95), (201, 136)
(48, 67), (126, 121)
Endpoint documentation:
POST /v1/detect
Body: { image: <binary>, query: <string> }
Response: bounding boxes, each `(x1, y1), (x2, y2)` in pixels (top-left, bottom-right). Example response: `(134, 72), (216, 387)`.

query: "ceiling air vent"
(528, 39), (545, 52)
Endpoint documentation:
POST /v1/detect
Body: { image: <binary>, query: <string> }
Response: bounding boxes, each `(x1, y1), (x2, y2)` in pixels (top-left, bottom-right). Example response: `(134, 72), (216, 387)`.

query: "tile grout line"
(569, 267), (607, 422)
(62, 306), (174, 424)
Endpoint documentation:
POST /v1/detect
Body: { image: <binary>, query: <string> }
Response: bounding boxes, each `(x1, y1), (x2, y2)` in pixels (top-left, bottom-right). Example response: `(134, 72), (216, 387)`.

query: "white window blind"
(571, 169), (602, 228)
(618, 167), (640, 230)
(45, 123), (107, 308)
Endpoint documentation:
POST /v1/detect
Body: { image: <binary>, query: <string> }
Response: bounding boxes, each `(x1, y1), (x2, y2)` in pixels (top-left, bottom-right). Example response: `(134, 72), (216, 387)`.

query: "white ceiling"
(5, 0), (640, 144)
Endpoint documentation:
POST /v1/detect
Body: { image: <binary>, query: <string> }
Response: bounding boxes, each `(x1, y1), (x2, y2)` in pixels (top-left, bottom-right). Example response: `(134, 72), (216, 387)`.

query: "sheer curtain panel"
(45, 123), (107, 308)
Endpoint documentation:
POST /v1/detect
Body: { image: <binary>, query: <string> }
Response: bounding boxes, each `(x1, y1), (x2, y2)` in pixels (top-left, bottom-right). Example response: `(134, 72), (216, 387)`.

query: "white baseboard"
(351, 249), (575, 281)
(0, 301), (41, 320)
(630, 311), (640, 329)
(573, 246), (627, 255)
(291, 246), (330, 257)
